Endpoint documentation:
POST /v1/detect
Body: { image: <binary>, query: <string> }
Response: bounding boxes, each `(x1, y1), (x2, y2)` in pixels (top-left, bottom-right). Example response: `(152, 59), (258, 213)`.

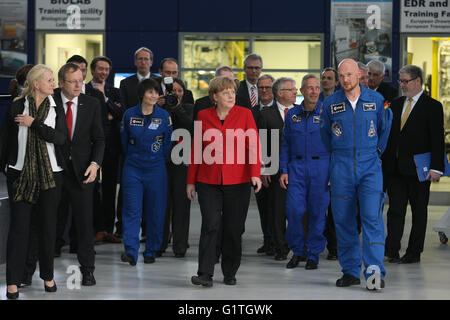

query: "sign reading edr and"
(404, 0), (449, 7)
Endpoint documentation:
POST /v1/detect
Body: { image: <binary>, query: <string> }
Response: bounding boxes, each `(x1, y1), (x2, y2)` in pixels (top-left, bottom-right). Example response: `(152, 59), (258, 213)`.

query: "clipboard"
(413, 152), (450, 182)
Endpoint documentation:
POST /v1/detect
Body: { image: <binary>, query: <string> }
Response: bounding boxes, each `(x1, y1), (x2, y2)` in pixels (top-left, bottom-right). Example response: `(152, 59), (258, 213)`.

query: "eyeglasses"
(64, 79), (83, 85)
(258, 86), (272, 90)
(398, 77), (417, 85)
(245, 66), (262, 71)
(280, 88), (298, 92)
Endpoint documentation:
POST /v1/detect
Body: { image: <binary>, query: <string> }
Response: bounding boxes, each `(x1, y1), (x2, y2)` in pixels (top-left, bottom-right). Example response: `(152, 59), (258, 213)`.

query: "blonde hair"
(15, 64), (53, 101)
(208, 76), (236, 103)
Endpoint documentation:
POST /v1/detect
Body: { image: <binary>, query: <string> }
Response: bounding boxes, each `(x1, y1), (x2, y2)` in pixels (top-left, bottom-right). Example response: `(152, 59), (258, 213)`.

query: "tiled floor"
(1, 195), (449, 301)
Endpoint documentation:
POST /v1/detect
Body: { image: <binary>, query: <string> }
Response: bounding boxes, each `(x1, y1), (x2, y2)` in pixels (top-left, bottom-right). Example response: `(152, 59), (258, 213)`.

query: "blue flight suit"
(280, 102), (330, 263)
(121, 104), (173, 262)
(320, 85), (392, 280)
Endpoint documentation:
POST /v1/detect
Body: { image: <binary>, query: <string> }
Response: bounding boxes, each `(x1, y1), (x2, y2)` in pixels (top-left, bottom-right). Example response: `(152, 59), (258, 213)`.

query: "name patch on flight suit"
(148, 118), (162, 130)
(313, 116), (320, 124)
(363, 103), (376, 111)
(130, 117), (144, 126)
(332, 122), (343, 137)
(331, 102), (346, 114)
(368, 120), (376, 137)
(292, 114), (302, 122)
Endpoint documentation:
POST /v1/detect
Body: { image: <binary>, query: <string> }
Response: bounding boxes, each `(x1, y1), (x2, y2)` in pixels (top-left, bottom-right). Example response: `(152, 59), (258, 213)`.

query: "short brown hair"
(58, 63), (80, 82)
(208, 76), (236, 102)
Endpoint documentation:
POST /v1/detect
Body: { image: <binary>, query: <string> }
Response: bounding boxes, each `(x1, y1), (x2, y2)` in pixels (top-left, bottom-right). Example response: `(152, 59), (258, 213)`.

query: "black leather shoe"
(257, 244), (266, 254)
(275, 252), (288, 261)
(336, 274), (361, 287)
(286, 255), (306, 268)
(366, 278), (385, 291)
(144, 256), (155, 264)
(327, 251), (338, 260)
(121, 253), (136, 266)
(399, 254), (420, 264)
(265, 246), (275, 256)
(223, 277), (237, 285)
(6, 289), (19, 300)
(81, 271), (96, 286)
(155, 250), (163, 258)
(174, 253), (185, 258)
(191, 275), (213, 287)
(305, 259), (318, 270)
(44, 281), (57, 293)
(388, 256), (401, 263)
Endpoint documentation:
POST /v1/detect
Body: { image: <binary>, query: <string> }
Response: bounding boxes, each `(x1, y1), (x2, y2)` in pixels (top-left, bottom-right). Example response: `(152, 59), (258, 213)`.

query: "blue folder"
(413, 152), (450, 182)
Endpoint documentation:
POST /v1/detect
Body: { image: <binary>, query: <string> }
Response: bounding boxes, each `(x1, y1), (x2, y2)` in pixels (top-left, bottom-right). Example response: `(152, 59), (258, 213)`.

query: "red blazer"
(187, 105), (261, 185)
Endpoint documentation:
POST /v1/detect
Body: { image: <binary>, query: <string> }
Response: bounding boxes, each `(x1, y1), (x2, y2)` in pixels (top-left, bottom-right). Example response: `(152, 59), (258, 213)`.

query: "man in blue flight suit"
(120, 79), (173, 265)
(280, 74), (330, 270)
(320, 59), (392, 290)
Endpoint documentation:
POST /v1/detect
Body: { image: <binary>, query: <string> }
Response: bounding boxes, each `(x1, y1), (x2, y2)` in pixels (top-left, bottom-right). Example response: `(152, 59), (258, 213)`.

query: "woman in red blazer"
(187, 76), (261, 287)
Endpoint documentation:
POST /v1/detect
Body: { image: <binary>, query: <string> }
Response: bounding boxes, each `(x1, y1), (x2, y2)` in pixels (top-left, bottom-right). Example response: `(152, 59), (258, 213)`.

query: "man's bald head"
(338, 59), (361, 93)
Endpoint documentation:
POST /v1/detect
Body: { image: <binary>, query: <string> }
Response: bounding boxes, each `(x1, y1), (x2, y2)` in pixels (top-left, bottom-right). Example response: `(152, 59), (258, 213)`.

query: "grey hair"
(366, 60), (385, 75)
(215, 65), (233, 77)
(399, 65), (423, 85)
(272, 77), (296, 98)
(357, 61), (369, 73)
(257, 74), (275, 85)
(301, 74), (319, 88)
(243, 53), (263, 68)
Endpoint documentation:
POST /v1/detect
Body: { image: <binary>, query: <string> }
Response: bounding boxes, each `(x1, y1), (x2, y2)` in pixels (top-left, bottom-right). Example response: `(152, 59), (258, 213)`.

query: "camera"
(163, 77), (179, 108)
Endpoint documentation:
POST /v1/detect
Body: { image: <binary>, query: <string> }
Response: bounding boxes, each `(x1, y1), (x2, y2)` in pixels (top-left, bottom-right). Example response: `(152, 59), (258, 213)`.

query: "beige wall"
(44, 34), (103, 83)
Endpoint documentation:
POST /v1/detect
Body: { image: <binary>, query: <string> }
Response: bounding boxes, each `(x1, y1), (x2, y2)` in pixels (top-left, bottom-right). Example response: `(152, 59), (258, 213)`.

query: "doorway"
(36, 33), (104, 83)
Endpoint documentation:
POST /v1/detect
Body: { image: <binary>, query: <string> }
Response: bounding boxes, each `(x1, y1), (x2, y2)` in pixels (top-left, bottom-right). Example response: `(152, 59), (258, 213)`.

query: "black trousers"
(324, 204), (337, 254)
(267, 172), (288, 254)
(255, 184), (272, 246)
(94, 149), (120, 234)
(55, 168), (96, 272)
(385, 172), (431, 257)
(196, 182), (251, 278)
(6, 168), (62, 285)
(160, 162), (191, 254)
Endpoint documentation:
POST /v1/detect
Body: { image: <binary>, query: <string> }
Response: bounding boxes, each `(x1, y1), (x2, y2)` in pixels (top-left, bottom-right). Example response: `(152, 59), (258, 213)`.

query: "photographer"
(158, 77), (194, 257)
(157, 58), (194, 105)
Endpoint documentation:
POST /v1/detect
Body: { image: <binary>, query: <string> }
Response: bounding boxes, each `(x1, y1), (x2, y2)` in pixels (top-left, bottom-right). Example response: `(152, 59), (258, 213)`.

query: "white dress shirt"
(137, 72), (151, 83)
(246, 80), (258, 104)
(11, 95), (63, 172)
(276, 101), (294, 122)
(401, 90), (423, 118)
(61, 92), (79, 139)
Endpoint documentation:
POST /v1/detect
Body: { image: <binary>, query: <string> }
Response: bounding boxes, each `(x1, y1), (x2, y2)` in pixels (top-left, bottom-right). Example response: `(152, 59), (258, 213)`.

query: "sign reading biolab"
(35, 0), (105, 30)
(401, 0), (450, 32)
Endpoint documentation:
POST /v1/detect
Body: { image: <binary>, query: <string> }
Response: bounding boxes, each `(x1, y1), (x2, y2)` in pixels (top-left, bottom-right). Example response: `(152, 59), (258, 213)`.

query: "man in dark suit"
(254, 74), (275, 256)
(258, 77), (297, 261)
(55, 63), (105, 285)
(55, 55), (109, 255)
(157, 57), (194, 105)
(120, 47), (160, 109)
(383, 65), (444, 264)
(88, 56), (124, 244)
(193, 65), (234, 120)
(367, 60), (398, 105)
(236, 53), (263, 109)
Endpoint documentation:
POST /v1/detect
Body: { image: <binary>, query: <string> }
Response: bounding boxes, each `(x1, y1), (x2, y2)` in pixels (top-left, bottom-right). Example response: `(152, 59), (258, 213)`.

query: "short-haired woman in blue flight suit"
(120, 78), (173, 265)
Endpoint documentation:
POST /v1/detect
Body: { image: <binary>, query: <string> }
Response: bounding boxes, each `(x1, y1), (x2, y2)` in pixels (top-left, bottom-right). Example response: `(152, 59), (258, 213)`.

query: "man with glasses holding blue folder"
(382, 65), (445, 264)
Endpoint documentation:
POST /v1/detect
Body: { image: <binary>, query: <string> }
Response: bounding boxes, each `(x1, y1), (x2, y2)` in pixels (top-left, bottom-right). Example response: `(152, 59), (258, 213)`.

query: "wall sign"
(35, 0), (105, 30)
(401, 0), (450, 33)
